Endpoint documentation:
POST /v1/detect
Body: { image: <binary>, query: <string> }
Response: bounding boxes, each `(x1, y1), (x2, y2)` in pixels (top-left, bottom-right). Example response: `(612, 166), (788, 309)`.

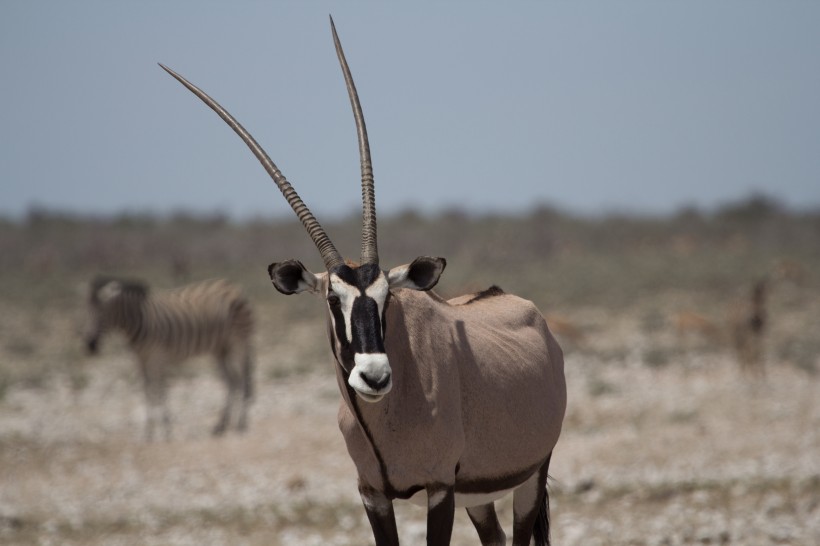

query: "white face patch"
(328, 271), (393, 402)
(98, 281), (122, 304)
(329, 274), (360, 343)
(329, 271), (390, 346)
(364, 274), (389, 320)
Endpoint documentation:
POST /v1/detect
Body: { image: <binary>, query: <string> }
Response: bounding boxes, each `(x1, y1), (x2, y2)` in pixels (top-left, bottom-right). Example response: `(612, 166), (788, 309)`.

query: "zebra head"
(85, 276), (147, 355)
(161, 18), (445, 402)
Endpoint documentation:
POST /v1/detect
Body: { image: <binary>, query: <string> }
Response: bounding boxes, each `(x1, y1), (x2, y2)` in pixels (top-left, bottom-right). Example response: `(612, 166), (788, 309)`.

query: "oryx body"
(337, 286), (565, 505)
(162, 17), (566, 545)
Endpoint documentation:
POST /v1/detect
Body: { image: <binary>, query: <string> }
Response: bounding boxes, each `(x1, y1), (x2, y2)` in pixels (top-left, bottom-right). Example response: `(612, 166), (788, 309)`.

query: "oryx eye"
(327, 293), (341, 306)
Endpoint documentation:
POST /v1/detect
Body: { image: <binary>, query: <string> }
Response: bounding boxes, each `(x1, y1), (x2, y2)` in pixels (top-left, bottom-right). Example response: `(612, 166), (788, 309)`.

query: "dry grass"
(1, 201), (819, 544)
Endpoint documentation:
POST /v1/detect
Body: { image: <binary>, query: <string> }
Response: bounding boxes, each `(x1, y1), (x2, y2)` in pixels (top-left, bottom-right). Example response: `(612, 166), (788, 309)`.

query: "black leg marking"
(512, 454), (552, 546)
(360, 488), (399, 546)
(426, 485), (455, 546)
(466, 503), (506, 546)
(532, 453), (553, 546)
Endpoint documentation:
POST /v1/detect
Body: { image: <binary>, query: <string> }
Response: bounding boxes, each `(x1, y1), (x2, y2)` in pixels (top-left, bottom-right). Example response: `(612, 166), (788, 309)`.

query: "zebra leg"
(140, 356), (173, 442)
(236, 345), (254, 432)
(466, 503), (506, 546)
(149, 360), (172, 442)
(213, 349), (238, 436)
(139, 358), (157, 442)
(511, 454), (552, 546)
(159, 375), (172, 442)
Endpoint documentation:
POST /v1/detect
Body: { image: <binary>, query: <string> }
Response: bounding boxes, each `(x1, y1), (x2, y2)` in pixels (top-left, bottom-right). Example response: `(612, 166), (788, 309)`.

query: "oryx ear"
(387, 256), (446, 291)
(268, 260), (320, 295)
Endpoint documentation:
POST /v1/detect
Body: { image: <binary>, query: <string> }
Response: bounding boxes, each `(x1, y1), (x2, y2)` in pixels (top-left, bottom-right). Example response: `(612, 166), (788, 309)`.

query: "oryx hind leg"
(512, 453), (552, 546)
(466, 503), (506, 546)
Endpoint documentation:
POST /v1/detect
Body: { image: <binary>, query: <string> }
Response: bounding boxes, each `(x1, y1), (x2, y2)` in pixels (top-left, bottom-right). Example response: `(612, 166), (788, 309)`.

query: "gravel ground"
(1, 333), (818, 545)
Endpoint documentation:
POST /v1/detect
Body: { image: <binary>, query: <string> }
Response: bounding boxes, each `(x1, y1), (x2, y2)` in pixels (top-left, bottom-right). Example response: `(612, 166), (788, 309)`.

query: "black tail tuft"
(533, 480), (552, 546)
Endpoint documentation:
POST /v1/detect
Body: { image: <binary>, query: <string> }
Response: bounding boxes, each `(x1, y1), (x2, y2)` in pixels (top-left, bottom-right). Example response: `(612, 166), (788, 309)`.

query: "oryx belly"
(405, 486), (517, 508)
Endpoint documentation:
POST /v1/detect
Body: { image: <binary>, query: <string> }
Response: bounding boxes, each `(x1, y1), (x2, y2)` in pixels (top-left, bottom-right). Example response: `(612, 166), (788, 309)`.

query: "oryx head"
(161, 17), (445, 402)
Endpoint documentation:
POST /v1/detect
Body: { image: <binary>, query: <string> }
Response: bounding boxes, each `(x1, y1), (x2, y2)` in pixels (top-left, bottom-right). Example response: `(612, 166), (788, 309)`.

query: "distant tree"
(715, 194), (784, 223)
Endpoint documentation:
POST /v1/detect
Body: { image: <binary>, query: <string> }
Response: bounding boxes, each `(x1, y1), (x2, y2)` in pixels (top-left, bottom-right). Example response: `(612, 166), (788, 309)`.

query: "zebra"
(85, 276), (255, 440)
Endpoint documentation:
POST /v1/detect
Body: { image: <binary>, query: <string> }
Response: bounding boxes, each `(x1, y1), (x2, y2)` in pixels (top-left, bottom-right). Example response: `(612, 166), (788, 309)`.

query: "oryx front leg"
(426, 485), (455, 546)
(360, 487), (399, 546)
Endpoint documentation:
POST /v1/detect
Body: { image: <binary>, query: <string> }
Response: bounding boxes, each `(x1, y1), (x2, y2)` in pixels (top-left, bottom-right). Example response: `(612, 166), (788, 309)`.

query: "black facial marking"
(330, 263), (357, 285)
(327, 263), (388, 359)
(326, 262), (393, 389)
(352, 296), (385, 355)
(356, 263), (383, 286)
(329, 300), (354, 373)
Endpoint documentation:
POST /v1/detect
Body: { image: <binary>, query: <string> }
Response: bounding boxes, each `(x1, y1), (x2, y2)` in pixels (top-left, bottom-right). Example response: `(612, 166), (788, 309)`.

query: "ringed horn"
(159, 15), (379, 269)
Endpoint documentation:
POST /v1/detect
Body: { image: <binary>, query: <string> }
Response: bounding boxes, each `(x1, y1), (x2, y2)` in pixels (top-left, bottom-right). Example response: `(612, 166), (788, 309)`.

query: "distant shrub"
(643, 347), (675, 369)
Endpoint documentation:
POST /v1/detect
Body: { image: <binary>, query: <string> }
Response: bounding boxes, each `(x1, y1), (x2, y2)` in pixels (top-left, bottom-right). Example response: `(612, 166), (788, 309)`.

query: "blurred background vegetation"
(1, 193), (818, 395)
(1, 194), (819, 545)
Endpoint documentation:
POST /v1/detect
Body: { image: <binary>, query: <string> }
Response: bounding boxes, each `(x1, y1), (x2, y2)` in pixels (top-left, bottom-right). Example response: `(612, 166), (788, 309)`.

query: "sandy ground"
(1, 335), (818, 546)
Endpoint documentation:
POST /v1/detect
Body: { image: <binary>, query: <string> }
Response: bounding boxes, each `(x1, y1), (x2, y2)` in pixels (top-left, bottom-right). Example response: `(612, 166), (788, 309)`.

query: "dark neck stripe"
(345, 383), (395, 495)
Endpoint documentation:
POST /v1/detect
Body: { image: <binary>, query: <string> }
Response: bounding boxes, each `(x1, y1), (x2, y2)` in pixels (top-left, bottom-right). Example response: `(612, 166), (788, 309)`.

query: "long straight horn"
(159, 63), (345, 271)
(330, 16), (379, 266)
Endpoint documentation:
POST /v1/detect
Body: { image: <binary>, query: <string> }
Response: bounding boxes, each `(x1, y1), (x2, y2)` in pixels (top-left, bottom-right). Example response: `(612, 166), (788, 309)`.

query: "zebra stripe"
(86, 276), (255, 440)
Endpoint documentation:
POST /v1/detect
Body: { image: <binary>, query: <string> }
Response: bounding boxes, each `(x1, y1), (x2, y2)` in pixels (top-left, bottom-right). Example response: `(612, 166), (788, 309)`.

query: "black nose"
(361, 371), (391, 391)
(86, 338), (99, 355)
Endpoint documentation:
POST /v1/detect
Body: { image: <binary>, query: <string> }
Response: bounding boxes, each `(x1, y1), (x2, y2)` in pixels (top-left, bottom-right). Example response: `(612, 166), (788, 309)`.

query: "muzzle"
(348, 353), (392, 403)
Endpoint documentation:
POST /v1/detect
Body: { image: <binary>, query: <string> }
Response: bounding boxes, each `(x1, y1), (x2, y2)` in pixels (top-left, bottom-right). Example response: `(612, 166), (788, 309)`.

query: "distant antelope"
(673, 310), (722, 344)
(545, 313), (585, 346)
(85, 277), (254, 440)
(728, 278), (768, 376)
(161, 18), (566, 545)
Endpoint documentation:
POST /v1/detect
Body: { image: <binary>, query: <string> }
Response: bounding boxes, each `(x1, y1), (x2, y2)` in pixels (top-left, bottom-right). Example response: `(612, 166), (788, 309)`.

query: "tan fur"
(674, 310), (722, 343)
(545, 314), (585, 346)
(335, 287), (566, 497)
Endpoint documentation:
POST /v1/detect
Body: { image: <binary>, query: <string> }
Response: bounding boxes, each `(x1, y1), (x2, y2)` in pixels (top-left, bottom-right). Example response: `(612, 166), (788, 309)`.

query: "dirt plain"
(1, 206), (818, 545)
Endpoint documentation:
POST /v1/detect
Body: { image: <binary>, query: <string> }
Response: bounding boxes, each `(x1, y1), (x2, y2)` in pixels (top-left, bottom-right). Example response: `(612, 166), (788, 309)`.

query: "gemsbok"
(85, 277), (255, 440)
(161, 18), (567, 545)
(729, 278), (769, 376)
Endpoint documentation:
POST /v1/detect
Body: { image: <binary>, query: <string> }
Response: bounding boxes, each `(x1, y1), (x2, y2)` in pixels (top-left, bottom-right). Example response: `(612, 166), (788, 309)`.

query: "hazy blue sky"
(2, 1), (818, 220)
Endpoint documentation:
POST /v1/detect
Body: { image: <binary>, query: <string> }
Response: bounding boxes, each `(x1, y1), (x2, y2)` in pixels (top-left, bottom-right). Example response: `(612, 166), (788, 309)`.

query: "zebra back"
(89, 277), (253, 361)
